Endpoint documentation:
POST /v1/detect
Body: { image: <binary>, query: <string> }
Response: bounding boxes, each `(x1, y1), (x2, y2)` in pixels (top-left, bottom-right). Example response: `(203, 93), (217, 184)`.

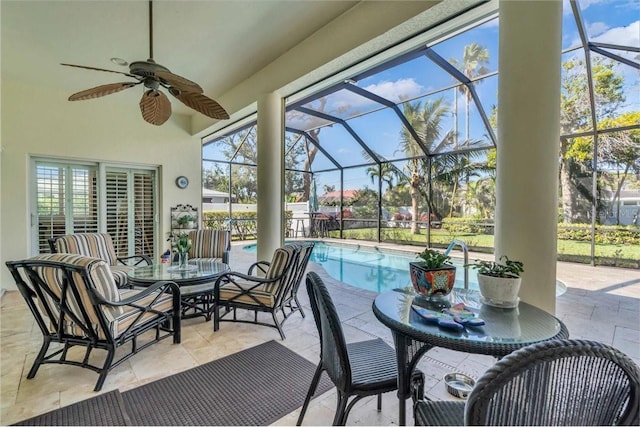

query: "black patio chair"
(414, 339), (640, 426)
(298, 272), (424, 426)
(5, 254), (181, 391)
(49, 233), (152, 288)
(214, 241), (314, 339)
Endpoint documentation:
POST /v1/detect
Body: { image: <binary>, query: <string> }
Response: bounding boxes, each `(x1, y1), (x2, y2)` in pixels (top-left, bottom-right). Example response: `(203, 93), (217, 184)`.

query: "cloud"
(587, 21), (610, 37)
(592, 20), (639, 47)
(364, 78), (425, 103)
(305, 78), (425, 118)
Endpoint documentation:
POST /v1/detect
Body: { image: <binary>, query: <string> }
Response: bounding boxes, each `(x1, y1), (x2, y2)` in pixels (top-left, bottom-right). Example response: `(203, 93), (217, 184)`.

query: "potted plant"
(176, 214), (196, 229)
(468, 256), (524, 307)
(409, 248), (457, 298)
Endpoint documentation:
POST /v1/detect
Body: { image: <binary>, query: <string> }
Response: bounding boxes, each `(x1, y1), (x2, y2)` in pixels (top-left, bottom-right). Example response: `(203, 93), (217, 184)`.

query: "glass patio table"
(128, 260), (230, 321)
(372, 288), (569, 425)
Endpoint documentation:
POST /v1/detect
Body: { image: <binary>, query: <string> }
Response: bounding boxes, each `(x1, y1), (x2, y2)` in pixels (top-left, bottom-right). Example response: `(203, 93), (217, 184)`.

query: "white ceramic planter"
(477, 274), (521, 307)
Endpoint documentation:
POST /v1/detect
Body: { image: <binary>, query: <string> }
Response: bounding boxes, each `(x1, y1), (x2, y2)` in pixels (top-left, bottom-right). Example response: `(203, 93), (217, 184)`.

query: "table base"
(181, 292), (215, 321)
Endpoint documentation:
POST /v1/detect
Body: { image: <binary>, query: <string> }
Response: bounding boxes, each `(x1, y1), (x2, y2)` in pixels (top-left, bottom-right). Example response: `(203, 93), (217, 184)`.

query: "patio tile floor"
(1, 239), (639, 425)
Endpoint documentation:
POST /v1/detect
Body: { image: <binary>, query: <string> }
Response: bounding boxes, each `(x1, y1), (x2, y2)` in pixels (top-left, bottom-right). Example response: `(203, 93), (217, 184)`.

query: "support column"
(256, 93), (285, 262)
(495, 0), (562, 314)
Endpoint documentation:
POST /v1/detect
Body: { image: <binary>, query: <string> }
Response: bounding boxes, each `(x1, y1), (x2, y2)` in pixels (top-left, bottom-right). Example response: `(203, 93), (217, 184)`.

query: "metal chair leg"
(27, 336), (51, 379)
(273, 312), (286, 340)
(94, 347), (115, 391)
(297, 364), (324, 425)
(295, 295), (306, 318)
(333, 392), (349, 426)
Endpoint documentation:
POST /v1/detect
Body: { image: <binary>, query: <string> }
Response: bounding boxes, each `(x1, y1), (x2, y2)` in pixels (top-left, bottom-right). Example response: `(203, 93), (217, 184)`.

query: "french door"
(32, 159), (158, 259)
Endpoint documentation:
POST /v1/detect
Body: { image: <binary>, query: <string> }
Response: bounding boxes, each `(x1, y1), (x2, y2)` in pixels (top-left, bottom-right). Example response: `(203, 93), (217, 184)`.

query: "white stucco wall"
(0, 79), (202, 290)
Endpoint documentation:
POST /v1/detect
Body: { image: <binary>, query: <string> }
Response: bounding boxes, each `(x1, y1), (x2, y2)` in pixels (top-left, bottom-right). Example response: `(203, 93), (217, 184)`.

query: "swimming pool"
(242, 241), (479, 293)
(243, 241), (568, 296)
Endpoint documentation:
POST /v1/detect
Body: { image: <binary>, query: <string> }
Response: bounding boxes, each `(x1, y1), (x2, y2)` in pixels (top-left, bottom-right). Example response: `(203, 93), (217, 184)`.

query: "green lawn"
(330, 227), (639, 268)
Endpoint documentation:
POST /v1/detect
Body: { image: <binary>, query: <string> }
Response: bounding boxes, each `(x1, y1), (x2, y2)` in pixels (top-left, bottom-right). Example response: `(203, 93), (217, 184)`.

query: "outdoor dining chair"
(5, 254), (181, 391)
(298, 272), (424, 426)
(414, 339), (640, 426)
(214, 241), (314, 339)
(49, 233), (152, 288)
(185, 229), (231, 264)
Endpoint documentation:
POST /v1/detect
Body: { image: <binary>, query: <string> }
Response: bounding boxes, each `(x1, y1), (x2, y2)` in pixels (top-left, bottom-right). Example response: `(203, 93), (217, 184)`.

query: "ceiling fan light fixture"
(110, 57), (128, 66)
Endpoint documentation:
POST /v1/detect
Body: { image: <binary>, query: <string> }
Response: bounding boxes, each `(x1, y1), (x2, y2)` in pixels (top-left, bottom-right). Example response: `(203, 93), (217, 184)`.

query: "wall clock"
(175, 176), (189, 189)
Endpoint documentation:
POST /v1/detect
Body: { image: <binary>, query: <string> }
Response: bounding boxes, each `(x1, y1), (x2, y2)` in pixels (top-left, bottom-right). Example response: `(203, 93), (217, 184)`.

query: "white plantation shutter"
(134, 172), (155, 255)
(105, 170), (130, 256)
(35, 162), (98, 253)
(32, 159), (157, 259)
(105, 168), (156, 259)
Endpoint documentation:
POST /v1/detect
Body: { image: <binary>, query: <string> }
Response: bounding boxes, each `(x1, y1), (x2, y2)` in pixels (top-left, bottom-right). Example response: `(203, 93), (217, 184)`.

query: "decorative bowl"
(444, 372), (475, 399)
(409, 262), (456, 298)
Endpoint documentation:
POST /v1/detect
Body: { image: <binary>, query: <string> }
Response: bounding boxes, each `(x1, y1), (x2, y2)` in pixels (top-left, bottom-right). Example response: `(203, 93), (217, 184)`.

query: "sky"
(205, 0), (639, 196)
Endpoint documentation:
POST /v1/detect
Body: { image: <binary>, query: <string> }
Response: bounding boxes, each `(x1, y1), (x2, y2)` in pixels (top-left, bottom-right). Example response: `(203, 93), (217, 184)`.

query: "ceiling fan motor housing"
(129, 59), (170, 78)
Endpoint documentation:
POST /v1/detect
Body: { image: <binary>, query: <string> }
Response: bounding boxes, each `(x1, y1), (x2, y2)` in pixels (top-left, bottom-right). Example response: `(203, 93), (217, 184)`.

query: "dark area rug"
(14, 390), (130, 426)
(121, 340), (333, 426)
(15, 340), (333, 426)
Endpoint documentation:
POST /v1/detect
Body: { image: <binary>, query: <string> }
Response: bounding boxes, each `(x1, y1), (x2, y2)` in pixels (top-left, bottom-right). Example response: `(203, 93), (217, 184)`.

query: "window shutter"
(133, 171), (155, 257)
(105, 170), (129, 257)
(35, 163), (97, 253)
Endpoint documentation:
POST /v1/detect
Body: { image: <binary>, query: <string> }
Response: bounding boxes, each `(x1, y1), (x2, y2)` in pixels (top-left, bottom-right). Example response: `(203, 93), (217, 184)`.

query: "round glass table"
(372, 288), (569, 425)
(128, 260), (230, 320)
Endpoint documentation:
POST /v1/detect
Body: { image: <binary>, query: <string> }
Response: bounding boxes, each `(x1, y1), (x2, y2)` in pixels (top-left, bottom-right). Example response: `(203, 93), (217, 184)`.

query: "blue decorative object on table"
(412, 302), (485, 331)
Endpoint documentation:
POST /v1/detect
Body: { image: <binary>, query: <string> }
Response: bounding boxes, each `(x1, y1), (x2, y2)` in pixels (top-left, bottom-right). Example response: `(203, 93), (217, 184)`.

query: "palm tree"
(459, 43), (489, 146)
(366, 162), (396, 190)
(397, 98), (452, 233)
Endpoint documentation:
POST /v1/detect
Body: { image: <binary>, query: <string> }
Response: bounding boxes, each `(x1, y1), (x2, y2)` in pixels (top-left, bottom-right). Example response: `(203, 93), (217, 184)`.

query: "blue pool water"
(242, 241), (480, 293)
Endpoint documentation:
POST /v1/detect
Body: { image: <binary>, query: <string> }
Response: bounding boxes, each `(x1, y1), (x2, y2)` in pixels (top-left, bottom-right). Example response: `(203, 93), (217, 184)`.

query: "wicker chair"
(5, 254), (181, 391)
(298, 272), (424, 426)
(414, 339), (640, 426)
(213, 242), (314, 340)
(49, 233), (152, 288)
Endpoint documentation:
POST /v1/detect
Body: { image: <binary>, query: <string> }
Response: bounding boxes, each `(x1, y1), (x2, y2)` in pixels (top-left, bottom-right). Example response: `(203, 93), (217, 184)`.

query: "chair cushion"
(111, 289), (174, 338)
(54, 233), (118, 266)
(26, 254), (122, 339)
(188, 230), (229, 259)
(263, 245), (296, 294)
(110, 264), (135, 288)
(219, 281), (275, 307)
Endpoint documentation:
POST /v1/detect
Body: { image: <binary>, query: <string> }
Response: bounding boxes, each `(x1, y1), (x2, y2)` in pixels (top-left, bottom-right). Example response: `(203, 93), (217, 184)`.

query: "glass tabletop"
(373, 288), (564, 346)
(127, 260), (230, 285)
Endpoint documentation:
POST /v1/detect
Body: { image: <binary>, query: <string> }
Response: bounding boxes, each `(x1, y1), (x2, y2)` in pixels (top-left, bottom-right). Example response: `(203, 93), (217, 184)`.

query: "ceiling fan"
(61, 0), (229, 126)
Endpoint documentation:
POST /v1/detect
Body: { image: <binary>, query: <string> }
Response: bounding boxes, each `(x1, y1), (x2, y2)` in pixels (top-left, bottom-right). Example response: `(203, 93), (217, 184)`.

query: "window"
(32, 159), (157, 258)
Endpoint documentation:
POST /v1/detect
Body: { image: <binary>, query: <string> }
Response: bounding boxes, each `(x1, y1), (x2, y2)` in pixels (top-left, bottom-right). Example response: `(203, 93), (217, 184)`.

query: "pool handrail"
(445, 239), (469, 290)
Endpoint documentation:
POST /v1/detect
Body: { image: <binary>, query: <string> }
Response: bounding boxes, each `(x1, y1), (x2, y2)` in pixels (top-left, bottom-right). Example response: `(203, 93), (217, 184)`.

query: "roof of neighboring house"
(318, 189), (359, 203)
(202, 188), (232, 198)
(603, 190), (640, 201)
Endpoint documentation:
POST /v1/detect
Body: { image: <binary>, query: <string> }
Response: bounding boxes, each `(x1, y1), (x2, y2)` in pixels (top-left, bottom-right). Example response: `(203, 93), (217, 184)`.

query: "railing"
(445, 239), (469, 290)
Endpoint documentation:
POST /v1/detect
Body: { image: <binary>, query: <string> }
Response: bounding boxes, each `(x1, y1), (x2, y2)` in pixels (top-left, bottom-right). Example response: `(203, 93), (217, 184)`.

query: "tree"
(458, 43), (489, 146)
(397, 98), (453, 232)
(569, 112), (640, 224)
(560, 56), (625, 223)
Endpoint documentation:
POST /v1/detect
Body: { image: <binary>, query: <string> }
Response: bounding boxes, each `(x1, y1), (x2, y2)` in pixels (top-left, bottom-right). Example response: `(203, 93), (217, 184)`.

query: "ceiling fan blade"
(140, 89), (172, 126)
(169, 88), (229, 120)
(155, 71), (203, 93)
(68, 82), (139, 101)
(61, 63), (138, 79)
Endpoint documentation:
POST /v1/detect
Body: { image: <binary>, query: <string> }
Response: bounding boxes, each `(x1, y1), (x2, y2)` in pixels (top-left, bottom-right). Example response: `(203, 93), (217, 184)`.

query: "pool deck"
(235, 237), (640, 364)
(1, 237), (639, 425)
